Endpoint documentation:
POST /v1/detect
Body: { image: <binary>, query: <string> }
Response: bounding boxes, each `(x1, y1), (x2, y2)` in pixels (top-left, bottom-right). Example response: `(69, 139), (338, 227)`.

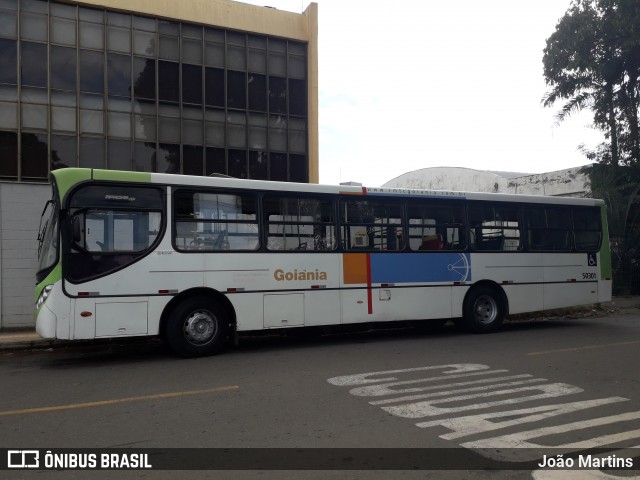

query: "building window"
(0, 130), (18, 178)
(4, 0), (309, 182)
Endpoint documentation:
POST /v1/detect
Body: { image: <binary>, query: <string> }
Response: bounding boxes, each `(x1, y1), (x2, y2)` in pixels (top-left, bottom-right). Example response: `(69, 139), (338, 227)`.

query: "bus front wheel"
(462, 286), (505, 333)
(165, 296), (229, 357)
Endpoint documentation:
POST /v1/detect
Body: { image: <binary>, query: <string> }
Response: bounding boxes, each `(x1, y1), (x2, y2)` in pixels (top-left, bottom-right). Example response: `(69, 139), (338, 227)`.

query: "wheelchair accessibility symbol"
(588, 253), (597, 267)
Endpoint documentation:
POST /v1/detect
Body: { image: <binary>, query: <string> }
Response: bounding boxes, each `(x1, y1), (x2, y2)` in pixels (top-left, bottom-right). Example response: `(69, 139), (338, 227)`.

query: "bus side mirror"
(70, 214), (85, 251)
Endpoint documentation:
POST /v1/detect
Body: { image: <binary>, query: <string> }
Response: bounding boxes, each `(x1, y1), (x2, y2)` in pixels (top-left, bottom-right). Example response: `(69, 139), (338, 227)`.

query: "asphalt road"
(1, 309), (640, 480)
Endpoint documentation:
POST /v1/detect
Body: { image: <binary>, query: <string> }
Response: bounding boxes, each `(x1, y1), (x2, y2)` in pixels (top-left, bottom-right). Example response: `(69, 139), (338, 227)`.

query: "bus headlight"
(36, 285), (54, 310)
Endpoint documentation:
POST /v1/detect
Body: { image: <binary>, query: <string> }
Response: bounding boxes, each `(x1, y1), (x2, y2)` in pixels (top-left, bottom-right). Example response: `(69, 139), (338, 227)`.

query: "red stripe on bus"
(366, 253), (373, 314)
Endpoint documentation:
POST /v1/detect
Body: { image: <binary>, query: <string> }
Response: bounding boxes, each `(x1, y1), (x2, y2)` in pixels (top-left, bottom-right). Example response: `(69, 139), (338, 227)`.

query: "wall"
(383, 166), (590, 197)
(0, 183), (51, 328)
(506, 168), (589, 197)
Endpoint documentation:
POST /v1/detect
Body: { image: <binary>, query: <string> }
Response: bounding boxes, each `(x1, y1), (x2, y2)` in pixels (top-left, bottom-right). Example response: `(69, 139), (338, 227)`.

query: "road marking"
(0, 385), (239, 417)
(527, 340), (640, 356)
(328, 364), (639, 467)
(533, 469), (637, 480)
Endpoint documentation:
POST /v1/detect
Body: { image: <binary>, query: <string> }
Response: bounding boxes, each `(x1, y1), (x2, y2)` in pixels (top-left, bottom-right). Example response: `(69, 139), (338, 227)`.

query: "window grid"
(0, 0), (308, 182)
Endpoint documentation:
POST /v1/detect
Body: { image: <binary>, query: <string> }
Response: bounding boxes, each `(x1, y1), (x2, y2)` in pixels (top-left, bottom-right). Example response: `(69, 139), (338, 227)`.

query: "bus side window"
(407, 201), (465, 252)
(174, 191), (259, 251)
(340, 199), (403, 251)
(469, 203), (521, 251)
(264, 195), (336, 251)
(573, 206), (602, 252)
(525, 206), (571, 251)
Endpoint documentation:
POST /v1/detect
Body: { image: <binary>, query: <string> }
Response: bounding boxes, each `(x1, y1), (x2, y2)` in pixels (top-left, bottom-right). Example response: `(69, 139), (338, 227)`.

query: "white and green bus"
(35, 168), (612, 357)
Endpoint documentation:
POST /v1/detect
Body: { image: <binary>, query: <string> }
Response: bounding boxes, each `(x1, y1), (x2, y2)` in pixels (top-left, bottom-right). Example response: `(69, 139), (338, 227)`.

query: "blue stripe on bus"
(370, 253), (472, 283)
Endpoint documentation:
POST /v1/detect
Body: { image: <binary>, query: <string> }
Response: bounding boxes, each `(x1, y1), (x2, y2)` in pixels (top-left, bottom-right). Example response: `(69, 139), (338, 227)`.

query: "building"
(0, 0), (318, 328)
(382, 166), (590, 197)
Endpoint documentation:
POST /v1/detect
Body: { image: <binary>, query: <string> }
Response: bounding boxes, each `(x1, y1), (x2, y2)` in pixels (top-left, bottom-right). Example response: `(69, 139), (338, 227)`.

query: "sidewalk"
(0, 330), (68, 351)
(1, 297), (638, 352)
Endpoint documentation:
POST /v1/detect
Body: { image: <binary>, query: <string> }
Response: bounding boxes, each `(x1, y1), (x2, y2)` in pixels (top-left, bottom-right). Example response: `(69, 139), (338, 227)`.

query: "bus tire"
(164, 296), (228, 357)
(462, 286), (505, 333)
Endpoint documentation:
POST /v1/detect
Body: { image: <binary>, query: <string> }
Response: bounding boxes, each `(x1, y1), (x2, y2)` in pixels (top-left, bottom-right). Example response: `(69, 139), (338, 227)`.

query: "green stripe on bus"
(51, 168), (92, 203)
(34, 264), (62, 315)
(92, 169), (152, 183)
(35, 264), (62, 301)
(600, 204), (612, 279)
(51, 169), (152, 203)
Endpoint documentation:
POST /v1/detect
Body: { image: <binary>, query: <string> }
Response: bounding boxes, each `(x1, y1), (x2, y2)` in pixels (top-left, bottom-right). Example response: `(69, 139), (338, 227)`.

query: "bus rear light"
(80, 311), (93, 317)
(158, 289), (178, 294)
(78, 292), (99, 297)
(227, 288), (245, 292)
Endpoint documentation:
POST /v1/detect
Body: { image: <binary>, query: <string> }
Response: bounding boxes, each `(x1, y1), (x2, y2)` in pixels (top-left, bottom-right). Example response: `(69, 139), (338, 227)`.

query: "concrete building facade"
(383, 166), (591, 198)
(0, 0), (318, 328)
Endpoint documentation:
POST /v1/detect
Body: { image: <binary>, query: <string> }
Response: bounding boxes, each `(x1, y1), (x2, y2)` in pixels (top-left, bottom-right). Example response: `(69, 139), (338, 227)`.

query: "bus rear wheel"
(165, 296), (229, 357)
(462, 286), (505, 333)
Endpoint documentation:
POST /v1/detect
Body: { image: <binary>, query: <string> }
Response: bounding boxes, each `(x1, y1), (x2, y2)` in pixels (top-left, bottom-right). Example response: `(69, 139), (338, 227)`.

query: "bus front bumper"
(35, 305), (57, 339)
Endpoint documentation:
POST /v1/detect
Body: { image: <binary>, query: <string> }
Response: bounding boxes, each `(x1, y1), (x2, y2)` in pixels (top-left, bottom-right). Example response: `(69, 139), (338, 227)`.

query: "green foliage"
(543, 0), (640, 167)
(582, 163), (640, 293)
(545, 0), (640, 293)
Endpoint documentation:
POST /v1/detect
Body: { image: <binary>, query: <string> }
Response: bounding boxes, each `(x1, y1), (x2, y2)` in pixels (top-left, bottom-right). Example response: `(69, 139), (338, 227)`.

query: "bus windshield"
(37, 200), (59, 274)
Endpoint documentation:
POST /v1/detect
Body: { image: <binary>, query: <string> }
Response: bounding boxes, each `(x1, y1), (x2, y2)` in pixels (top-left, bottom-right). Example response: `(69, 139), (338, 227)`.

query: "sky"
(241, 0), (603, 186)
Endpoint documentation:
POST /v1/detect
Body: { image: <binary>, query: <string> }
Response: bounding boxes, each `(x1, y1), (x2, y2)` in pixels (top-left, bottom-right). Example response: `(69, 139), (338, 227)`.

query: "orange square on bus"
(343, 253), (368, 285)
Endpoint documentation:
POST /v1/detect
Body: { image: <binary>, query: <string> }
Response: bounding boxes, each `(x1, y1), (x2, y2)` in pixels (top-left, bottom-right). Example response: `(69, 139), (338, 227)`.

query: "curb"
(0, 336), (74, 351)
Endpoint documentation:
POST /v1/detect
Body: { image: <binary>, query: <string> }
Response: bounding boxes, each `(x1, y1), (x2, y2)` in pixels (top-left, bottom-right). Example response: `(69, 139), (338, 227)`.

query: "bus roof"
(50, 168), (604, 207)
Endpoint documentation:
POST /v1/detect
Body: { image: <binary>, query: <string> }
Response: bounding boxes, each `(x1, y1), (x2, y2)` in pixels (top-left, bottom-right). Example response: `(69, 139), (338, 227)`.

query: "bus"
(35, 168), (612, 357)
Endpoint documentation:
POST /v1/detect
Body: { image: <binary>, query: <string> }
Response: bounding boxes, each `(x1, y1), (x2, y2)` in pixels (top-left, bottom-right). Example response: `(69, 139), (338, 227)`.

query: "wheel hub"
(474, 295), (498, 324)
(184, 310), (217, 345)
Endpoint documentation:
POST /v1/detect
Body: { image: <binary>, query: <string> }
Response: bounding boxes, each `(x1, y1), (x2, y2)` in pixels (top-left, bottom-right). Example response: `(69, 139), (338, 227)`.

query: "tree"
(583, 163), (640, 293)
(544, 0), (640, 293)
(542, 0), (621, 165)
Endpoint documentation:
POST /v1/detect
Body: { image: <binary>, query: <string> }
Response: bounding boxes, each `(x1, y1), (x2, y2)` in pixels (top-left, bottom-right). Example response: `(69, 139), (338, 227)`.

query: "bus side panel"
(452, 285), (469, 317)
(598, 279), (612, 303)
(340, 253), (456, 323)
(471, 253), (544, 314)
(149, 296), (171, 336)
(502, 285), (544, 315)
(544, 282), (598, 310)
(216, 254), (341, 330)
(392, 286), (452, 321)
(65, 252), (205, 339)
(72, 298), (150, 338)
(542, 253), (599, 310)
(340, 288), (371, 324)
(63, 253), (206, 298)
(230, 292), (264, 331)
